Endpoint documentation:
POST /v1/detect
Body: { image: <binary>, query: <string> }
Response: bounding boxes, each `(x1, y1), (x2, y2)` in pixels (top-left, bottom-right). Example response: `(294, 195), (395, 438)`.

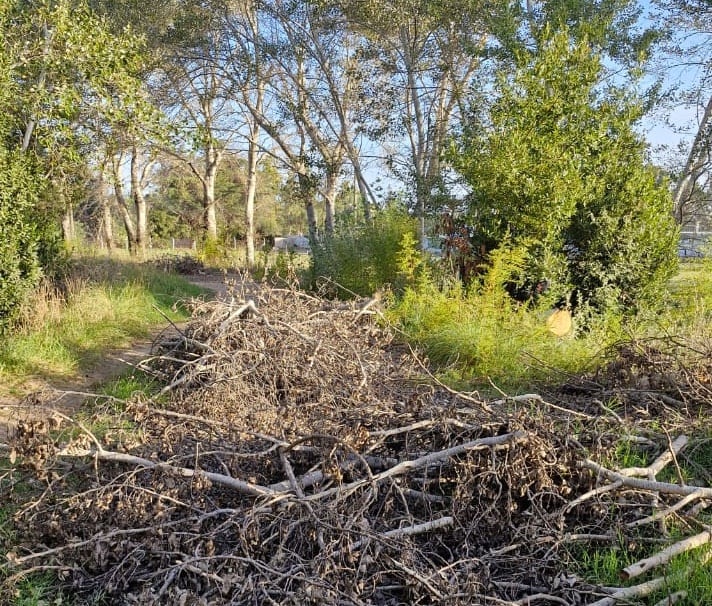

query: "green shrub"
(451, 27), (678, 315)
(0, 150), (59, 333)
(310, 206), (421, 297)
(390, 246), (621, 390)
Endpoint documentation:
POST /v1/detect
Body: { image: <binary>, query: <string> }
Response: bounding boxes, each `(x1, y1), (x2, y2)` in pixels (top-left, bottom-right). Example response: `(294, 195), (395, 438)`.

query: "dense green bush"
(0, 150), (55, 332)
(309, 206), (421, 297)
(451, 28), (678, 315)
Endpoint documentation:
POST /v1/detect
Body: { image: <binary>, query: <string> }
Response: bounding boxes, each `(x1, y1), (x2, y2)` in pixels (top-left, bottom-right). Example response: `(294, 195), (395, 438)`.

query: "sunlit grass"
(386, 256), (712, 393)
(0, 256), (206, 388)
(388, 282), (619, 392)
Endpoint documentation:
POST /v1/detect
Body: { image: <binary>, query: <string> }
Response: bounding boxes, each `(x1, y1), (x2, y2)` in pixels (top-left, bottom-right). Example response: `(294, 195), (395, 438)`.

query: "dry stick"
(620, 530), (712, 580)
(651, 591), (687, 606)
(268, 453), (397, 493)
(306, 431), (527, 501)
(582, 460), (712, 499)
(6, 522), (181, 566)
(627, 490), (709, 528)
(215, 299), (259, 336)
(564, 481), (624, 513)
(487, 392), (593, 419)
(335, 516), (455, 557)
(619, 435), (688, 477)
(55, 446), (278, 497)
(586, 576), (667, 606)
(279, 451), (326, 551)
(386, 556), (444, 601)
(514, 593), (570, 606)
(143, 405), (299, 449)
(496, 392), (595, 419)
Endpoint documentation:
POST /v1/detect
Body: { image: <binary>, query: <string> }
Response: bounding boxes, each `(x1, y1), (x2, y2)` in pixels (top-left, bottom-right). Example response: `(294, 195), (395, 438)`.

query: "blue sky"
(638, 0), (710, 166)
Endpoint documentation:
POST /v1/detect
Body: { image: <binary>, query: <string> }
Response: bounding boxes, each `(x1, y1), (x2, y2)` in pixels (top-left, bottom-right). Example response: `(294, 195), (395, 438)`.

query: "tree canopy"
(0, 0), (704, 325)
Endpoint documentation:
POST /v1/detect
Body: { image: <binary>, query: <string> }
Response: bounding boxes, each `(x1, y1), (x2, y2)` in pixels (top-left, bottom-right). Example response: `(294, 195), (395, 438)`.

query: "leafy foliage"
(0, 150), (60, 333)
(310, 206), (420, 297)
(452, 28), (678, 314)
(0, 0), (150, 325)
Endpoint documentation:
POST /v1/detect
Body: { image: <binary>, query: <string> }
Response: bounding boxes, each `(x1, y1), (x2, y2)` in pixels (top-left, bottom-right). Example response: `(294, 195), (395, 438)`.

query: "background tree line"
(1, 0), (712, 330)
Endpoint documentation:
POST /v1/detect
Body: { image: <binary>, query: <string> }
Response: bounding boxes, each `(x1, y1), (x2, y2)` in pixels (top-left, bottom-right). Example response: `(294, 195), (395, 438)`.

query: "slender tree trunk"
(400, 25), (429, 250)
(297, 167), (318, 242)
(112, 157), (137, 255)
(203, 135), (220, 242)
(324, 171), (338, 237)
(61, 199), (75, 246)
(203, 168), (218, 242)
(102, 198), (114, 250)
(245, 119), (261, 266)
(130, 146), (149, 257)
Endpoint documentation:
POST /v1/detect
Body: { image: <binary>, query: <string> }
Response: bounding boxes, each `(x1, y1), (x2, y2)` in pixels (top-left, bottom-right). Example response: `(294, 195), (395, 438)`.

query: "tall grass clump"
(0, 256), (205, 384)
(390, 245), (622, 391)
(310, 206), (420, 297)
(665, 257), (712, 332)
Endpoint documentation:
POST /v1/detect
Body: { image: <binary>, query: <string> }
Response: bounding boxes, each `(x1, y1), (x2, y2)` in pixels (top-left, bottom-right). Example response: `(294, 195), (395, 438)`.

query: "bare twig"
(619, 436), (688, 477)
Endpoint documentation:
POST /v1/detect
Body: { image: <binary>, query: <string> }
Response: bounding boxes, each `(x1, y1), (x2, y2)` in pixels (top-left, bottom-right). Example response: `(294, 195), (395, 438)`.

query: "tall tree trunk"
(673, 94), (712, 226)
(245, 115), (261, 266)
(297, 167), (318, 242)
(111, 157), (137, 255)
(130, 145), (149, 257)
(203, 168), (218, 242)
(203, 135), (221, 242)
(102, 198), (115, 250)
(61, 199), (75, 246)
(324, 170), (338, 237)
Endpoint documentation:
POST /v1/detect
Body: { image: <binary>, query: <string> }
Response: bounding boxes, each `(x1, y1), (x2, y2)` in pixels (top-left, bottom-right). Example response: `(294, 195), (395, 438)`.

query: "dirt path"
(0, 275), (231, 444)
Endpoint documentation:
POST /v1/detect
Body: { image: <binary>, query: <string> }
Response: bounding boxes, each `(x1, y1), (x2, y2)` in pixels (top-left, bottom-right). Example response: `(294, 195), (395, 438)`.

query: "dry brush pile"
(3, 286), (712, 605)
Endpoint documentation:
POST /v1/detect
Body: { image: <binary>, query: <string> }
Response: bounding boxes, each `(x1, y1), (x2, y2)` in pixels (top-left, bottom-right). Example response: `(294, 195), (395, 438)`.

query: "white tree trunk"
(130, 146), (149, 257)
(673, 94), (712, 225)
(112, 156), (137, 255)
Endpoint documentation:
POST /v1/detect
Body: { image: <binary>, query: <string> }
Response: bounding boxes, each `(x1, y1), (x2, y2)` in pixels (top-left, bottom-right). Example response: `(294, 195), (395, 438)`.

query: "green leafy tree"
(0, 0), (151, 326)
(452, 28), (678, 313)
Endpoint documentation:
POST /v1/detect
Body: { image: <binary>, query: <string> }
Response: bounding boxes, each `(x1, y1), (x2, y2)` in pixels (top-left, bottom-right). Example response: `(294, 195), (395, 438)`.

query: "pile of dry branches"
(4, 286), (712, 605)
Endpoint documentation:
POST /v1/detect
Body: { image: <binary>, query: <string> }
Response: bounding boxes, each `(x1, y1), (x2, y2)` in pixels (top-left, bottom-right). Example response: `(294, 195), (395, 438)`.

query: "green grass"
(99, 372), (158, 401)
(386, 256), (712, 393)
(575, 539), (712, 604)
(0, 256), (207, 388)
(389, 281), (620, 392)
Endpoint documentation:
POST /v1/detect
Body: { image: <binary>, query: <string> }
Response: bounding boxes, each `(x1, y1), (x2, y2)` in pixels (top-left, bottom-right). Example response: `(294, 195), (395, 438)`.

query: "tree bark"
(324, 170), (339, 237)
(101, 198), (114, 250)
(61, 199), (75, 246)
(244, 69), (265, 266)
(673, 94), (712, 226)
(245, 120), (260, 266)
(130, 145), (149, 257)
(203, 158), (219, 242)
(111, 156), (137, 255)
